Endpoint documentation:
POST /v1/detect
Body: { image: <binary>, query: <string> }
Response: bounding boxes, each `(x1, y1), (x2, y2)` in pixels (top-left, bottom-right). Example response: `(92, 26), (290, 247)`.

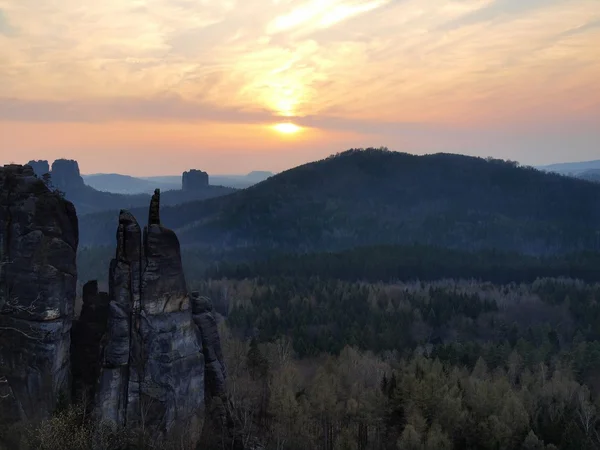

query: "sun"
(273, 122), (301, 134)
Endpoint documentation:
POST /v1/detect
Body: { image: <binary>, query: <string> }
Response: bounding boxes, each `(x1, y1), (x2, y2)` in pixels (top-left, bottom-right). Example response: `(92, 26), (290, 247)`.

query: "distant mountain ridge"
(83, 171), (274, 194)
(538, 159), (600, 176)
(26, 159), (236, 215)
(79, 148), (600, 256)
(83, 173), (179, 194)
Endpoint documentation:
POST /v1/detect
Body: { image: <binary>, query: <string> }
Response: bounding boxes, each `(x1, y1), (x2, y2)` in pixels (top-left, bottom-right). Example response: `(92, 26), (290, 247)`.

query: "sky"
(0, 0), (599, 176)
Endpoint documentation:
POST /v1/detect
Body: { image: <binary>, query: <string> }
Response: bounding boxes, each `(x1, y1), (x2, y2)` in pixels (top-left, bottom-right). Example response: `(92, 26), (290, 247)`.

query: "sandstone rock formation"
(182, 169), (209, 191)
(0, 164), (78, 421)
(92, 190), (207, 443)
(26, 160), (50, 178)
(50, 159), (85, 192)
(0, 169), (230, 444)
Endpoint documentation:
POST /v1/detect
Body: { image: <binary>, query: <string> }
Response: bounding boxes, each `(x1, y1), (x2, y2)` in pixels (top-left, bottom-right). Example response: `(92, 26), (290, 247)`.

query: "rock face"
(182, 169), (209, 191)
(51, 159), (85, 192)
(0, 164), (78, 421)
(93, 190), (206, 443)
(26, 160), (50, 178)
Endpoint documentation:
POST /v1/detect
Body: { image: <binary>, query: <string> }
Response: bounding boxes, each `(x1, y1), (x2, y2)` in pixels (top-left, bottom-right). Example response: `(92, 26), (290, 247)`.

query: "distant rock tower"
(51, 159), (85, 191)
(182, 169), (209, 191)
(26, 160), (50, 178)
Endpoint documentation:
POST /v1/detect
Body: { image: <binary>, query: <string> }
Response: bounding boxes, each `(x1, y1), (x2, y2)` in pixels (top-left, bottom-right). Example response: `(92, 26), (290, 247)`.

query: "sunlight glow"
(273, 123), (302, 134)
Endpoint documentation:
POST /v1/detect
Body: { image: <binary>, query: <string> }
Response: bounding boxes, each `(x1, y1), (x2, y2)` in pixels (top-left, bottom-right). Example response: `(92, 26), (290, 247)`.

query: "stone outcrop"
(50, 159), (85, 192)
(182, 169), (209, 191)
(92, 190), (207, 443)
(0, 164), (78, 421)
(26, 160), (50, 178)
(0, 168), (230, 444)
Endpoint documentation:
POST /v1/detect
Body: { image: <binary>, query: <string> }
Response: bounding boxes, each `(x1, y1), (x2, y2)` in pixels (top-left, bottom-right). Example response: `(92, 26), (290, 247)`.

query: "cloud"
(438, 0), (567, 31)
(0, 95), (279, 123)
(0, 8), (15, 36)
(0, 94), (459, 136)
(552, 18), (600, 40)
(0, 0), (599, 164)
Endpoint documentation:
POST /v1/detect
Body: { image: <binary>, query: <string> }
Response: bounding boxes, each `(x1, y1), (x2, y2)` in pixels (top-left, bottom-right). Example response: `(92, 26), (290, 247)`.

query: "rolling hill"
(538, 159), (600, 176)
(82, 173), (180, 194)
(83, 171), (274, 194)
(79, 148), (600, 255)
(66, 182), (236, 215)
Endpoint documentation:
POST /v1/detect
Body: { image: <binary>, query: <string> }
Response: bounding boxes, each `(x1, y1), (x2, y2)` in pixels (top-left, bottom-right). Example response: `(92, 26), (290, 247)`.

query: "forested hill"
(79, 148), (600, 255)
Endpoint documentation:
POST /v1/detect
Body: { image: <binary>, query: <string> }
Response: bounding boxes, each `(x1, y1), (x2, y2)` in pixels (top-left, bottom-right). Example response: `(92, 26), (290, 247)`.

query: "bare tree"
(577, 388), (596, 439)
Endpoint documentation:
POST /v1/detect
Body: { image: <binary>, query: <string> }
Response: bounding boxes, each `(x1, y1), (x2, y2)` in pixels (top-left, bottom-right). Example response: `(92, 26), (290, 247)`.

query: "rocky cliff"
(182, 169), (209, 191)
(0, 164), (78, 421)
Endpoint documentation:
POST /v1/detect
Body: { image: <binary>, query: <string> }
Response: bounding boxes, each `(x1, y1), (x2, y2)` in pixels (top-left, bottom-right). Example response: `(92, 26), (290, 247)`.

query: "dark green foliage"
(209, 266), (600, 449)
(209, 277), (600, 379)
(208, 245), (600, 284)
(78, 243), (600, 290)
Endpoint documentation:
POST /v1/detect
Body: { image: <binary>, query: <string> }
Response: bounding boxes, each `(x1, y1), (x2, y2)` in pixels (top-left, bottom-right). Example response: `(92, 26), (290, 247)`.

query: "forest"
(76, 244), (600, 293)
(7, 278), (600, 450)
(201, 276), (600, 449)
(10, 239), (596, 449)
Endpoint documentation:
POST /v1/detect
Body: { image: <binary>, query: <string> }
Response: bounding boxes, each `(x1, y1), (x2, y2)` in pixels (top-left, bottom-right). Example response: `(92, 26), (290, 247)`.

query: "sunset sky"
(1, 0), (599, 175)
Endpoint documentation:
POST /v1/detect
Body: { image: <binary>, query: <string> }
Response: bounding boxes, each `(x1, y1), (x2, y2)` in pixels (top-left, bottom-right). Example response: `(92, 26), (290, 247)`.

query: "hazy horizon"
(82, 170), (275, 177)
(1, 0), (599, 176)
(9, 150), (600, 179)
